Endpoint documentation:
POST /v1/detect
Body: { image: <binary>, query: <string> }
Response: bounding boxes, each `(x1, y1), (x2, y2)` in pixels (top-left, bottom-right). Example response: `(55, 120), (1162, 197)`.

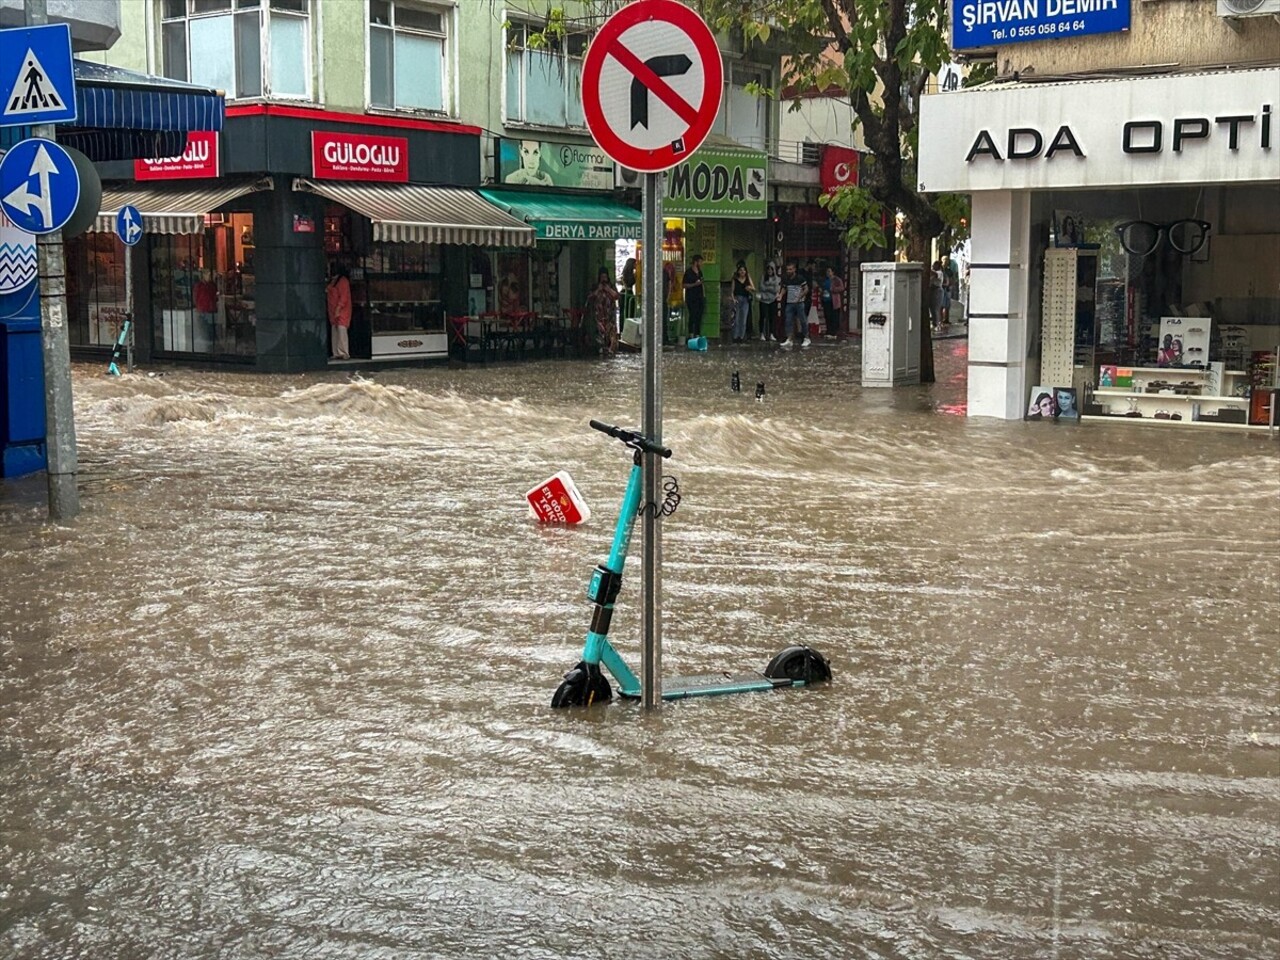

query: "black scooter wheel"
(551, 661), (613, 708)
(764, 645), (832, 684)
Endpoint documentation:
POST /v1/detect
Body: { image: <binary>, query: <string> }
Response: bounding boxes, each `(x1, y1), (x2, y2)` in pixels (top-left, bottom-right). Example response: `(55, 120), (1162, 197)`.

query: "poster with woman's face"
(1054, 210), (1085, 248)
(497, 252), (526, 315)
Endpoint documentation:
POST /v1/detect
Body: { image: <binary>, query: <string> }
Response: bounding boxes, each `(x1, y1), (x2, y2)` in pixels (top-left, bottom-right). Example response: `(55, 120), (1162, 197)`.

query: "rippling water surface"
(2, 342), (1277, 959)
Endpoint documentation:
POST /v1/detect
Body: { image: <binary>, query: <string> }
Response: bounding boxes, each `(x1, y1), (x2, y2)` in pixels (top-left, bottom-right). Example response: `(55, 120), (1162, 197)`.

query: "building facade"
(71, 0), (786, 369)
(921, 1), (1280, 427)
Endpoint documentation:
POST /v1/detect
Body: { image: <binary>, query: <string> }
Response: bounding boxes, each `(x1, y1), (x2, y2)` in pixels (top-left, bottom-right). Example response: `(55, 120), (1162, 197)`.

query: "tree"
(697, 0), (972, 382)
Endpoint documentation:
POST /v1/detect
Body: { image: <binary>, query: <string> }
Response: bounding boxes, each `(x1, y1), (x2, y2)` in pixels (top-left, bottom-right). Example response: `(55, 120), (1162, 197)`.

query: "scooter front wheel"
(551, 661), (613, 708)
(764, 645), (832, 684)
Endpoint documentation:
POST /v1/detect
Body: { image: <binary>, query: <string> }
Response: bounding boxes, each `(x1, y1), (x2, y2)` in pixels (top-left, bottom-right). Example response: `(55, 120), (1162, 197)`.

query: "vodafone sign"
(312, 131), (409, 182)
(135, 131), (220, 181)
(820, 145), (859, 194)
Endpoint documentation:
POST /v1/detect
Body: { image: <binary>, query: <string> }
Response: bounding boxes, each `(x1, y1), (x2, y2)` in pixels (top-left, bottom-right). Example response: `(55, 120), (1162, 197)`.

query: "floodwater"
(2, 340), (1277, 959)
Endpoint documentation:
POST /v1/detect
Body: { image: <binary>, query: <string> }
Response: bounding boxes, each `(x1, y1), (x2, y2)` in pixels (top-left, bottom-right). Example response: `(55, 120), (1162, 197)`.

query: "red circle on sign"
(581, 0), (723, 174)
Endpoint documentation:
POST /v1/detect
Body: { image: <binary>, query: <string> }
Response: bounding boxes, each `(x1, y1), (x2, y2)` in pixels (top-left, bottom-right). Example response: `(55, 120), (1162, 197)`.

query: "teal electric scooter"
(551, 419), (831, 708)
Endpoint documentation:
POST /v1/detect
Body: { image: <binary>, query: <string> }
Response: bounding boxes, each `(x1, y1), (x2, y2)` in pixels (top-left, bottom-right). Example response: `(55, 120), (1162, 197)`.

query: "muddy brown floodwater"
(2, 340), (1277, 959)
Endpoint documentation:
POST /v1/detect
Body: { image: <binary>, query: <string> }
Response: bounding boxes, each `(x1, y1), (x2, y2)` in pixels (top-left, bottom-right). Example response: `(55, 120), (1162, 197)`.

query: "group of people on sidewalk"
(722, 257), (846, 347)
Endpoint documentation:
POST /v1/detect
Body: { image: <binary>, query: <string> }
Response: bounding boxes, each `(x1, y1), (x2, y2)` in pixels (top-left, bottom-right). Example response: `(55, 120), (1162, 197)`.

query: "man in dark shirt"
(682, 254), (705, 337)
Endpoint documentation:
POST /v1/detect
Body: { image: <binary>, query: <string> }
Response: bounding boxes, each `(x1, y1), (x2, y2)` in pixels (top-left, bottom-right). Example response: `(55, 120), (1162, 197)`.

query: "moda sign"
(664, 146), (767, 218)
(312, 131), (408, 182)
(918, 69), (1280, 192)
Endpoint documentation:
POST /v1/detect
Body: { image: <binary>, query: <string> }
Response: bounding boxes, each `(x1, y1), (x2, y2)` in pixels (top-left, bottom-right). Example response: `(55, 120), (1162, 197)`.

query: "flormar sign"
(312, 131), (408, 182)
(135, 131), (219, 181)
(664, 146), (767, 218)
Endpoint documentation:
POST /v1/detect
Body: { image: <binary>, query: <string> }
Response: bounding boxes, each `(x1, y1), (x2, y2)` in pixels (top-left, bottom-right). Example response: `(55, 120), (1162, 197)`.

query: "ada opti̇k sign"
(312, 131), (408, 182)
(135, 131), (220, 181)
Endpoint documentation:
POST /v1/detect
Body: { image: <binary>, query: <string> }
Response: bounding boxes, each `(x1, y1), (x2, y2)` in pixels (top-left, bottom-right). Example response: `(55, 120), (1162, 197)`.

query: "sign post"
(583, 0), (723, 709)
(1, 4), (80, 520)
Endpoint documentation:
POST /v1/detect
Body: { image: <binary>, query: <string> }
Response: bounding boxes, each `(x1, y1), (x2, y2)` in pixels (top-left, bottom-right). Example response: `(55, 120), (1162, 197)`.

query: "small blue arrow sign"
(0, 24), (77, 127)
(116, 204), (143, 246)
(0, 137), (81, 235)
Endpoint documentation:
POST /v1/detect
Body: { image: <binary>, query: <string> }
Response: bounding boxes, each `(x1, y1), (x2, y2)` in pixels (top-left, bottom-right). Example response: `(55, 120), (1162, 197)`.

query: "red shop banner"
(135, 131), (220, 181)
(312, 131), (409, 182)
(820, 145), (859, 195)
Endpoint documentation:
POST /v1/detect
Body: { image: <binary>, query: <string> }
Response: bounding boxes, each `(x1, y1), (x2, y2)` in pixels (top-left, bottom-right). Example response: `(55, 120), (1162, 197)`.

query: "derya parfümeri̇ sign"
(664, 147), (767, 218)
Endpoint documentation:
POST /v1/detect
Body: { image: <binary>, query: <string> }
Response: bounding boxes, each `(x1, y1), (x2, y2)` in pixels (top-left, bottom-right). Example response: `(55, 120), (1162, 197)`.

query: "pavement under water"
(1, 340), (1277, 959)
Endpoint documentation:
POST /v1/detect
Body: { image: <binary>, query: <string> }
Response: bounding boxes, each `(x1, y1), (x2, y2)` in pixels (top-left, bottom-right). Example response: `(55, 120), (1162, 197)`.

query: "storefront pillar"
(967, 190), (1033, 420)
(252, 185), (328, 373)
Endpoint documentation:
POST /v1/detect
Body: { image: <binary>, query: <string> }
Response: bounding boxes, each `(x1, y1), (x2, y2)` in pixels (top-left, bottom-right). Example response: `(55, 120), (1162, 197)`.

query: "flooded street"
(2, 341), (1277, 959)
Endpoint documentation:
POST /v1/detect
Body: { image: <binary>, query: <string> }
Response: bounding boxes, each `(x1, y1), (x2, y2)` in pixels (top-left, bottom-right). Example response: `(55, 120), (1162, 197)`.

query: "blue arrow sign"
(0, 23), (77, 127)
(0, 137), (81, 235)
(116, 204), (143, 246)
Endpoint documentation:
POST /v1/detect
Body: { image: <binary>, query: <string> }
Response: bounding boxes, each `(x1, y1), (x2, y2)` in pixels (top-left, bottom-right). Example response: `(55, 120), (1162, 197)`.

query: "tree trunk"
(910, 230), (938, 384)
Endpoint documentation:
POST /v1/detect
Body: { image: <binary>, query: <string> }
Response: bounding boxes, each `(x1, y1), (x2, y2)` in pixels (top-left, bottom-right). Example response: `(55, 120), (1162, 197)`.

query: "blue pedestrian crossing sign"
(116, 204), (143, 246)
(0, 24), (77, 126)
(0, 137), (81, 235)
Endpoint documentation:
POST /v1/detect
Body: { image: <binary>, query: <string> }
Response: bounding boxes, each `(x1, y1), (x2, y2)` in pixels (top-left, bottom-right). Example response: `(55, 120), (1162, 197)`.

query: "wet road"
(2, 340), (1278, 959)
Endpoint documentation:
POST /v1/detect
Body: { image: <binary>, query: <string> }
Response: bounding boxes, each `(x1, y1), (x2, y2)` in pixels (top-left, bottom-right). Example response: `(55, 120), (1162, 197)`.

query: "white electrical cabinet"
(860, 262), (922, 388)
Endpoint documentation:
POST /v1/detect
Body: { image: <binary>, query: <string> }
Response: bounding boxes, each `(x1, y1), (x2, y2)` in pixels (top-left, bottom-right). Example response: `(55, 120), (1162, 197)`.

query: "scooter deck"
(660, 671), (799, 700)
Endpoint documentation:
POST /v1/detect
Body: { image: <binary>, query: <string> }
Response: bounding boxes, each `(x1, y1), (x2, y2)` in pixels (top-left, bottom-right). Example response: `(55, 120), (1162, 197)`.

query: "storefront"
(81, 106), (532, 371)
(479, 137), (641, 320)
(919, 68), (1280, 427)
(659, 141), (771, 340)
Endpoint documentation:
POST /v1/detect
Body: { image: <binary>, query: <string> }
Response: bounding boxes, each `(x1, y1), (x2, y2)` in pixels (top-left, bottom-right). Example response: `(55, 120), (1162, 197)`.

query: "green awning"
(479, 189), (641, 241)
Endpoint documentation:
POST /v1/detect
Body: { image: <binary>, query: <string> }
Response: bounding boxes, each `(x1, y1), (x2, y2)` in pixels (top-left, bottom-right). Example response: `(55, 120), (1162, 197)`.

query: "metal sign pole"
(640, 171), (664, 709)
(25, 0), (79, 520)
(124, 244), (135, 372)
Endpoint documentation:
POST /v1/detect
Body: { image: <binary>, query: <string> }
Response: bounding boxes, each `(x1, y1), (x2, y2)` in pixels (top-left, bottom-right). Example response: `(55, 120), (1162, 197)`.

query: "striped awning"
(93, 178), (273, 235)
(293, 178), (535, 247)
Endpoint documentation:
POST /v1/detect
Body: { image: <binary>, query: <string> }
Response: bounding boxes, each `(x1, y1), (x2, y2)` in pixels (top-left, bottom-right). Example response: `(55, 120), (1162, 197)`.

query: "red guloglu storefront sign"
(312, 131), (409, 182)
(135, 131), (220, 181)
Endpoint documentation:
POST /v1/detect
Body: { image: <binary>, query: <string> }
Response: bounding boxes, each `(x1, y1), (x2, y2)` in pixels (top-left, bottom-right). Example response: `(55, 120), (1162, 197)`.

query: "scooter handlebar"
(589, 419), (672, 458)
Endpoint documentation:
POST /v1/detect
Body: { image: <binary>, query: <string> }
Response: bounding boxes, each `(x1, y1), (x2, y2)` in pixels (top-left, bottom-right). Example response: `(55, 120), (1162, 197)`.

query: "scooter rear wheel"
(551, 661), (613, 708)
(764, 645), (832, 684)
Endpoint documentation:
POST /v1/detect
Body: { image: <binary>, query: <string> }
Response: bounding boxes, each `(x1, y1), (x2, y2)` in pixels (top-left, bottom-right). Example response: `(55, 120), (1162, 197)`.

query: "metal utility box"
(860, 262), (922, 387)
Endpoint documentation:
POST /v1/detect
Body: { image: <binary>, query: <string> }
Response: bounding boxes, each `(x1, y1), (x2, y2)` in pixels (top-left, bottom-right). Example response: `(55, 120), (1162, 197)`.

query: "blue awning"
(72, 60), (224, 134)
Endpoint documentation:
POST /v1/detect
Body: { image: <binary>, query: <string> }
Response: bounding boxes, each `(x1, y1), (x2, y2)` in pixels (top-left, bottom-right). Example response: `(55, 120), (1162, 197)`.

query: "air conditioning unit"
(1217, 0), (1280, 17)
(615, 164), (641, 189)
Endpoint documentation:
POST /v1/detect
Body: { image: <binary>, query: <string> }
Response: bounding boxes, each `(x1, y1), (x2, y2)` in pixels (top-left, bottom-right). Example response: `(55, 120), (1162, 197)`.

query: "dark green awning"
(478, 189), (641, 241)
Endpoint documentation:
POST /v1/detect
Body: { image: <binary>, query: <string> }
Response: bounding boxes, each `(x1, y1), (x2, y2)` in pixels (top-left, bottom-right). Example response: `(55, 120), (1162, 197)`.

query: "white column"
(967, 190), (1032, 420)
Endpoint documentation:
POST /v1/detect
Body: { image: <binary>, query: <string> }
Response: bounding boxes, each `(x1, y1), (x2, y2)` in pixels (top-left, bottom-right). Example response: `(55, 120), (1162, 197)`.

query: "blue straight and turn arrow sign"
(0, 137), (81, 234)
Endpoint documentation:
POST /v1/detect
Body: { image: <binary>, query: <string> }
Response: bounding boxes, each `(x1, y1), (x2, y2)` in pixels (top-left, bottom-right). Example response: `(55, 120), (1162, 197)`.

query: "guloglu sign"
(953, 0), (1130, 50)
(135, 131), (220, 181)
(312, 131), (408, 182)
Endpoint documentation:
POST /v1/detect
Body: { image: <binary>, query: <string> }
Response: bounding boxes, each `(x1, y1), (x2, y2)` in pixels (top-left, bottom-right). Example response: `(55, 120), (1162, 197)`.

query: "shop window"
(504, 21), (587, 129)
(149, 212), (256, 358)
(369, 1), (449, 114)
(160, 0), (312, 101)
(713, 62), (770, 150)
(65, 233), (127, 349)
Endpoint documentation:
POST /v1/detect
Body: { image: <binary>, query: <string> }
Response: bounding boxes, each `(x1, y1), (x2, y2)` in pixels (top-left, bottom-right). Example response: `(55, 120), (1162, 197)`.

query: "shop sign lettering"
(664, 147), (768, 219)
(312, 132), (408, 182)
(540, 222), (642, 241)
(498, 137), (612, 190)
(953, 0), (1129, 50)
(965, 105), (1273, 162)
(135, 131), (220, 181)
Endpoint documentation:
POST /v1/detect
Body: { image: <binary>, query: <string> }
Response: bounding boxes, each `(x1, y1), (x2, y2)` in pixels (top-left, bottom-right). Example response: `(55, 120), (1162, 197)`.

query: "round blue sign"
(116, 204), (143, 246)
(0, 137), (80, 235)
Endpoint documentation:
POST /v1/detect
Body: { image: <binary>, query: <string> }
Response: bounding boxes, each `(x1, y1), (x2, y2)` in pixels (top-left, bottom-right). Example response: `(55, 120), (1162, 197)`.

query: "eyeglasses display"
(1114, 219), (1211, 257)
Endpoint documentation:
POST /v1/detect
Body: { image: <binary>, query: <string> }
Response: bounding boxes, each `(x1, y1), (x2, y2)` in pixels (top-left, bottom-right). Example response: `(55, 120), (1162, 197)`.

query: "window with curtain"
(368, 1), (449, 113)
(712, 62), (770, 150)
(505, 22), (587, 129)
(160, 0), (311, 101)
